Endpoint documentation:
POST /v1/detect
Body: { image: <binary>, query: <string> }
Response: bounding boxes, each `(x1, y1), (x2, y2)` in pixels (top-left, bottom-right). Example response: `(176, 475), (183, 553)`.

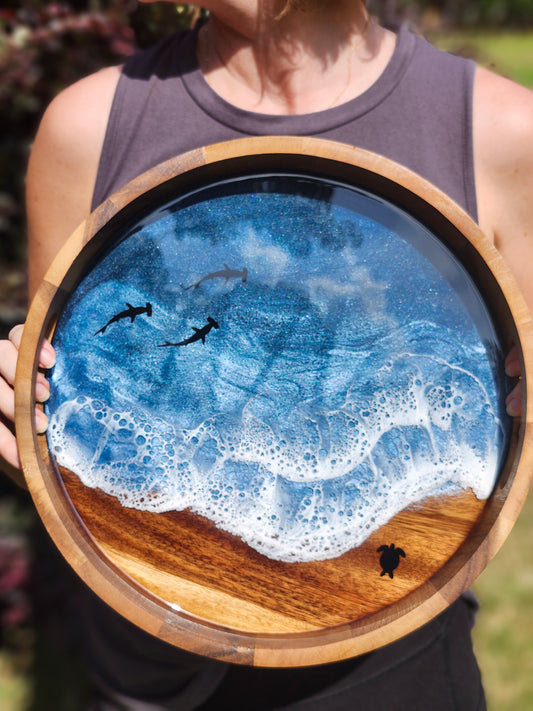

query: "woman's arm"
(474, 67), (533, 310)
(26, 66), (120, 295)
(0, 66), (120, 472)
(474, 66), (533, 417)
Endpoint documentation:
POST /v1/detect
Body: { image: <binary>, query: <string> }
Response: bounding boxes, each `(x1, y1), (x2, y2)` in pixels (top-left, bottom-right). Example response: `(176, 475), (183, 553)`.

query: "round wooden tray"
(15, 137), (533, 667)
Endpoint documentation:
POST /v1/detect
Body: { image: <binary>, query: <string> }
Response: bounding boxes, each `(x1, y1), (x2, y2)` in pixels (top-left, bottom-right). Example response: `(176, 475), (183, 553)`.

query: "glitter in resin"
(45, 178), (509, 562)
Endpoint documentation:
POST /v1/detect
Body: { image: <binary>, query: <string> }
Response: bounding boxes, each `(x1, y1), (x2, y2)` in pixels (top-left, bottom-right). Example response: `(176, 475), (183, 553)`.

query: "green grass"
(0, 653), (30, 711)
(472, 492), (533, 710)
(431, 30), (533, 88)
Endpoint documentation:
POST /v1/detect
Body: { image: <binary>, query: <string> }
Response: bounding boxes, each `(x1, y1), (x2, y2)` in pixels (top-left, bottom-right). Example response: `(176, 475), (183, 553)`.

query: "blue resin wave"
(45, 183), (508, 562)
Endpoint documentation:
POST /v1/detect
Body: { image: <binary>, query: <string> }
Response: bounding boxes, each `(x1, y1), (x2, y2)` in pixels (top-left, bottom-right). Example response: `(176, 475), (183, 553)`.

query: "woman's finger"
(504, 345), (521, 378)
(0, 421), (21, 470)
(38, 339), (56, 370)
(0, 374), (16, 424)
(0, 338), (18, 386)
(0, 339), (50, 402)
(505, 380), (523, 417)
(8, 324), (56, 371)
(8, 324), (24, 347)
(0, 373), (48, 432)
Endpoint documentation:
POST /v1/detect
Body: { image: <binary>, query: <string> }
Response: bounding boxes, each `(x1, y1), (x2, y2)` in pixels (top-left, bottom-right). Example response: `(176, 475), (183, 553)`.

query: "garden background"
(1, 1), (533, 708)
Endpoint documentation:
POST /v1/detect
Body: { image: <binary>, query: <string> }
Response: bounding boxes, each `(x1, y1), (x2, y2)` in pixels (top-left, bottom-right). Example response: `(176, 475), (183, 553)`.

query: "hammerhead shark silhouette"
(185, 264), (248, 290)
(158, 317), (219, 348)
(95, 302), (152, 335)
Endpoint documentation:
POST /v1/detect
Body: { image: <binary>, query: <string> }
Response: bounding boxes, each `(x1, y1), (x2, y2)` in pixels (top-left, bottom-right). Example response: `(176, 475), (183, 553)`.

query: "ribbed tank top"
(93, 26), (477, 221)
(86, 28), (480, 703)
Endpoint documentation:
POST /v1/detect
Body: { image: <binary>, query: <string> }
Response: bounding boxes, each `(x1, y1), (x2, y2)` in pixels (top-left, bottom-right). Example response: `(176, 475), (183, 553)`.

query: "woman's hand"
(0, 324), (55, 470)
(505, 345), (523, 417)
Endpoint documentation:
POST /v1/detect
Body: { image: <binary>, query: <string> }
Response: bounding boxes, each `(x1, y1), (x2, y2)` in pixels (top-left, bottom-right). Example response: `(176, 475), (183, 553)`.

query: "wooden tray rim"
(15, 135), (533, 666)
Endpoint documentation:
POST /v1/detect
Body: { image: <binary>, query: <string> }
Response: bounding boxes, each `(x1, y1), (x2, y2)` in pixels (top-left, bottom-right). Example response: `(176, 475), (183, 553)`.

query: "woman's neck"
(197, 3), (396, 115)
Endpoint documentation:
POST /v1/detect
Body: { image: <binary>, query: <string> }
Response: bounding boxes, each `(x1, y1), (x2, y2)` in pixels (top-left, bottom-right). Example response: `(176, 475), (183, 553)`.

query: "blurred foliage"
(0, 1), (203, 266)
(372, 0), (533, 28)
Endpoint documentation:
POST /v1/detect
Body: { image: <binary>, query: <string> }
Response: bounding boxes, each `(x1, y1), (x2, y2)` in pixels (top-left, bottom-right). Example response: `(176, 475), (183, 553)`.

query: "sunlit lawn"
(472, 492), (533, 711)
(0, 654), (30, 711)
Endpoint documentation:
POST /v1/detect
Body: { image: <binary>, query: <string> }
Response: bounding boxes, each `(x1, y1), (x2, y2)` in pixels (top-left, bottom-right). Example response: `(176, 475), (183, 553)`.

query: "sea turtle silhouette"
(377, 543), (406, 579)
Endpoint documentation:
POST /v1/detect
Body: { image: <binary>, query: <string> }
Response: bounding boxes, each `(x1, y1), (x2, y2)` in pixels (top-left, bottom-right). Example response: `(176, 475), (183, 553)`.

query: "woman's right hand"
(0, 324), (55, 470)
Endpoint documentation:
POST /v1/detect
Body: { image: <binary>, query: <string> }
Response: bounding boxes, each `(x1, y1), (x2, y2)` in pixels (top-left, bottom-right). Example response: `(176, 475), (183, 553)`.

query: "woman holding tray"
(1, 0), (532, 708)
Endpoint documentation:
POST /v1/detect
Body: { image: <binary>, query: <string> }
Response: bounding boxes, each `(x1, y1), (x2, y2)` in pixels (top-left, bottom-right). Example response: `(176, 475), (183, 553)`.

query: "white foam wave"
(47, 353), (503, 563)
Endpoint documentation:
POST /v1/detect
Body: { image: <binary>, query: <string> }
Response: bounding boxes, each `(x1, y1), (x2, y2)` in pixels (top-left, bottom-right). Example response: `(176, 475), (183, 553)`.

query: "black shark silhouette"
(95, 302), (152, 335)
(158, 317), (219, 348)
(185, 264), (248, 290)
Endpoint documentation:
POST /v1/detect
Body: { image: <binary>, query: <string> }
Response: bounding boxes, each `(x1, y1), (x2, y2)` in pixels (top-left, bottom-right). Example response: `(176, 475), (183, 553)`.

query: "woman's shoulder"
(26, 65), (122, 288)
(40, 64), (122, 142)
(37, 27), (193, 164)
(30, 65), (122, 202)
(475, 66), (533, 154)
(473, 66), (533, 217)
(30, 64), (121, 195)
(473, 66), (533, 303)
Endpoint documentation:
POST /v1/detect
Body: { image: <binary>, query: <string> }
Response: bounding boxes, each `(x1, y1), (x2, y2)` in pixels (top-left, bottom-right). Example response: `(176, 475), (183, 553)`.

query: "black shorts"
(83, 592), (486, 711)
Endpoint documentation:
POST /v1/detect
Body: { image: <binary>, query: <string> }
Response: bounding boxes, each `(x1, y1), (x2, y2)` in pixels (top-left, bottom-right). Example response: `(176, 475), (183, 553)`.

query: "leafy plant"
(0, 1), (198, 265)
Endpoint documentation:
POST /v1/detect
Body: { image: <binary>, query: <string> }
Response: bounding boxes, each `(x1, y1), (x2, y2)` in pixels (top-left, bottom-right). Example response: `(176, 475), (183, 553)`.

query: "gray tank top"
(93, 26), (477, 220)
(86, 27), (480, 707)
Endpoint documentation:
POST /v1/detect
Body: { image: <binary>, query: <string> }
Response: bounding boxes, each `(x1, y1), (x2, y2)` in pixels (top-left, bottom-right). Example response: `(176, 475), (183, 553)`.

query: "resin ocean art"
(45, 176), (509, 563)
